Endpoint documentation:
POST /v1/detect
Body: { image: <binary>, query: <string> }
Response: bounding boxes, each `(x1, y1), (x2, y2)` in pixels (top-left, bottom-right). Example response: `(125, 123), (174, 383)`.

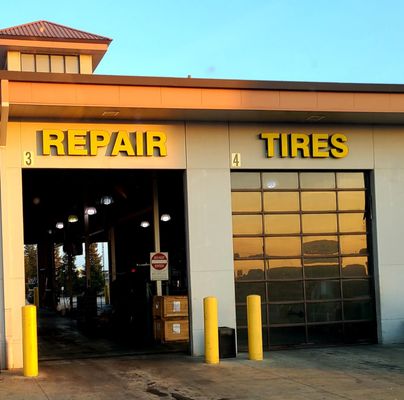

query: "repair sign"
(150, 252), (169, 281)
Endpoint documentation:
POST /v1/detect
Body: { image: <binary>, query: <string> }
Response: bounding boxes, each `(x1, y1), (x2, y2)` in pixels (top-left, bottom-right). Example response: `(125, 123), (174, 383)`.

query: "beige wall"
(3, 120), (404, 368)
(17, 122), (186, 169)
(373, 126), (404, 343)
(228, 123), (404, 346)
(0, 122), (24, 369)
(229, 123), (374, 170)
(1, 121), (187, 369)
(185, 123), (236, 356)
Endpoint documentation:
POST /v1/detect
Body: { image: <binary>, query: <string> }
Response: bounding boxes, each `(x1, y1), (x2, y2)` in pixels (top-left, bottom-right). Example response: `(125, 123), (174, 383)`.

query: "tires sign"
(150, 252), (169, 281)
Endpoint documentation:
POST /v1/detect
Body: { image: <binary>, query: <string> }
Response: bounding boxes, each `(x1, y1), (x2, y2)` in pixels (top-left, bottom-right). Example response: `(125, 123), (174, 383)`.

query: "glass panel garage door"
(231, 171), (377, 349)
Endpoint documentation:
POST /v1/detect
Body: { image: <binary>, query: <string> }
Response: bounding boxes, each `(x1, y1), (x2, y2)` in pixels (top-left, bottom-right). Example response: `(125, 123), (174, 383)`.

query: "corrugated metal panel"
(0, 20), (111, 42)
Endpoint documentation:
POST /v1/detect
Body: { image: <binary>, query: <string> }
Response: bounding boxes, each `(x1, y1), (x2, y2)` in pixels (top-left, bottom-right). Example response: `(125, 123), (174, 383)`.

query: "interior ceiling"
(22, 169), (181, 245)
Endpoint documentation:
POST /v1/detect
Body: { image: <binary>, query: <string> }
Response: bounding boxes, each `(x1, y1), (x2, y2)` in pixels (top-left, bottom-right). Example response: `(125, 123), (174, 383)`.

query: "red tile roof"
(0, 20), (112, 43)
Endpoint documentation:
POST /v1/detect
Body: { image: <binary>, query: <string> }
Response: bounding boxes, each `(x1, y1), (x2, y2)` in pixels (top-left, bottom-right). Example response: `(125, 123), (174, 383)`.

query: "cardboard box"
(154, 318), (189, 342)
(153, 295), (188, 319)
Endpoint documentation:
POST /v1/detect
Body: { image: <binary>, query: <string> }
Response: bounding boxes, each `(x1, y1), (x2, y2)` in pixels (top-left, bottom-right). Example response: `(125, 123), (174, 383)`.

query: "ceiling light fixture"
(85, 207), (97, 216)
(100, 196), (114, 206)
(160, 214), (171, 222)
(68, 214), (78, 223)
(140, 221), (150, 228)
(101, 111), (119, 118)
(56, 222), (64, 229)
(306, 115), (325, 122)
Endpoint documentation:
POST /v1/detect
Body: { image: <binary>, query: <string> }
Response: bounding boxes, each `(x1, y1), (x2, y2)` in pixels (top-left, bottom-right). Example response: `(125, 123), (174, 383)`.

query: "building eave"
(3, 72), (404, 125)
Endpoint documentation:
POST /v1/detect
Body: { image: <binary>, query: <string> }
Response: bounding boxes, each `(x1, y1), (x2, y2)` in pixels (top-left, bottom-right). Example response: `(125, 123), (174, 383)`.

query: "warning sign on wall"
(150, 252), (169, 281)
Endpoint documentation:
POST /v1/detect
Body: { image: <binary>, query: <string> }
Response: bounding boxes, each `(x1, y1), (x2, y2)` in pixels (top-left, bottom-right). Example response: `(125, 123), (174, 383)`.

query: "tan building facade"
(1, 21), (404, 369)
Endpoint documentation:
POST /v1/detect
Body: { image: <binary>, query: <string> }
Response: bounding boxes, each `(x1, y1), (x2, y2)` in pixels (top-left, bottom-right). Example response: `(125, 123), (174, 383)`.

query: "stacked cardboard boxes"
(153, 295), (189, 343)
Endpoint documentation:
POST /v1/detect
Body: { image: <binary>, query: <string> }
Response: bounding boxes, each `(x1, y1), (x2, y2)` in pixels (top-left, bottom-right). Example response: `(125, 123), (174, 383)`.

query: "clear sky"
(2, 0), (404, 83)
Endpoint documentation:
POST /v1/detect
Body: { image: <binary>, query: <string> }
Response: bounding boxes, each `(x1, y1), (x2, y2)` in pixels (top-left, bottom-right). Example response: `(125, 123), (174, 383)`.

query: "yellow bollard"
(247, 294), (263, 360)
(22, 305), (38, 377)
(203, 296), (219, 364)
(33, 287), (39, 308)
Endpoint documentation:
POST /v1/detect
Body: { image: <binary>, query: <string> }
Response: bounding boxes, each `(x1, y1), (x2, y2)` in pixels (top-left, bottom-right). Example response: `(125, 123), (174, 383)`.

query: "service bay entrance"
(232, 171), (377, 349)
(22, 169), (189, 359)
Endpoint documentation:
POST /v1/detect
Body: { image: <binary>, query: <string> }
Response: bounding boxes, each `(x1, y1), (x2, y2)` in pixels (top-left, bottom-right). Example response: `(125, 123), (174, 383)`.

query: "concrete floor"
(1, 344), (404, 399)
(38, 309), (188, 360)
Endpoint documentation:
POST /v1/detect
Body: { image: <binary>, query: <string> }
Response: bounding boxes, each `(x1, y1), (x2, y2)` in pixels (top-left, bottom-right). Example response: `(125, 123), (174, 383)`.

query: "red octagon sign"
(151, 252), (168, 270)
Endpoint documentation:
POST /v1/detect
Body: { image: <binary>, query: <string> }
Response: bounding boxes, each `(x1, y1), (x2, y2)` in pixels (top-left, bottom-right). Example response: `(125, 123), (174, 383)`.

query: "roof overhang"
(3, 71), (404, 126)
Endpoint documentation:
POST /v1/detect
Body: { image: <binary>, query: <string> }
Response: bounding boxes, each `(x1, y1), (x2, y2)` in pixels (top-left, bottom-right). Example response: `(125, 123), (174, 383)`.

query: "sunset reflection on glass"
(231, 171), (374, 348)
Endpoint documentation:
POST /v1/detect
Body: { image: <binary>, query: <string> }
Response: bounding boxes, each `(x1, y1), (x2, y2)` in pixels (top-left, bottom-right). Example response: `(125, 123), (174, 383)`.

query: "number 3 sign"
(23, 151), (34, 167)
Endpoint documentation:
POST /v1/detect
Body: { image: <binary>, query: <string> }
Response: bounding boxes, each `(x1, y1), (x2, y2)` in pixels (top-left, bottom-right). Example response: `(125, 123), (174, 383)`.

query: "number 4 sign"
(231, 152), (241, 168)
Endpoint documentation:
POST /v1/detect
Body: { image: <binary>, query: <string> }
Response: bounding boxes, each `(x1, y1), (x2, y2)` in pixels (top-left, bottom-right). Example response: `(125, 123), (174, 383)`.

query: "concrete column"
(185, 123), (236, 356)
(373, 127), (404, 343)
(0, 185), (5, 369)
(0, 164), (25, 369)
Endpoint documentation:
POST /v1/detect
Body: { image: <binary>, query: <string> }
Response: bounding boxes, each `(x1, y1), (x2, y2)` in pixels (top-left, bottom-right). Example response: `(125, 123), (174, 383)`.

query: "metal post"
(22, 305), (38, 377)
(153, 177), (162, 296)
(247, 294), (263, 360)
(84, 212), (91, 288)
(67, 253), (73, 310)
(203, 296), (219, 364)
(109, 227), (116, 282)
(33, 287), (39, 308)
(104, 284), (110, 305)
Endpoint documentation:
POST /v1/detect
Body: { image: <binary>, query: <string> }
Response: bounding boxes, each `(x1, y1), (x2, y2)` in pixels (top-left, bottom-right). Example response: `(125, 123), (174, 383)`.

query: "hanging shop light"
(68, 214), (78, 223)
(56, 222), (64, 229)
(85, 206), (97, 216)
(140, 221), (150, 228)
(100, 195), (114, 206)
(160, 213), (171, 222)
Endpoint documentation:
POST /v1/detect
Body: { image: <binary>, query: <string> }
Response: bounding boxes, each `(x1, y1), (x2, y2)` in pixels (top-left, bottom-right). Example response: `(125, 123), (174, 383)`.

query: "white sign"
(231, 152), (241, 167)
(150, 252), (169, 281)
(173, 301), (180, 312)
(23, 151), (35, 167)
